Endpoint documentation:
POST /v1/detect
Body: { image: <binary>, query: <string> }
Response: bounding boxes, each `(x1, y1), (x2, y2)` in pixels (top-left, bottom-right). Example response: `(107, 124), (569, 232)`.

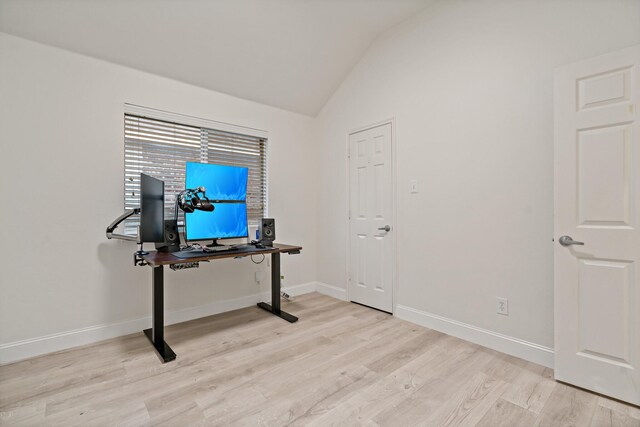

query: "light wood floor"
(1, 293), (639, 426)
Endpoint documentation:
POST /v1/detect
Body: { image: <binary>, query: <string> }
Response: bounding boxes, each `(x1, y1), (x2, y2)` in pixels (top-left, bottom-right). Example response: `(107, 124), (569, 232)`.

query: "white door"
(348, 123), (394, 313)
(554, 45), (640, 405)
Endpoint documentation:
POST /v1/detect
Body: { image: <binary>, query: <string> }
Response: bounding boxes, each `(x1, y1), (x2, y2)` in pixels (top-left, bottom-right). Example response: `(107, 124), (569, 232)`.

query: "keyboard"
(173, 249), (207, 259)
(173, 245), (256, 259)
(204, 245), (234, 252)
(172, 244), (261, 259)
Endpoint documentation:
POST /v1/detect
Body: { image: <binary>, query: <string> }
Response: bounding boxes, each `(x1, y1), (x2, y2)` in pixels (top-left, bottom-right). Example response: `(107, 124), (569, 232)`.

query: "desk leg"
(143, 265), (177, 362)
(257, 252), (298, 323)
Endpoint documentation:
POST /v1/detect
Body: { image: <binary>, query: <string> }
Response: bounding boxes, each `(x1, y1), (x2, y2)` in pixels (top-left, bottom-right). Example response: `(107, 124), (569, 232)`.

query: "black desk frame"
(142, 266), (176, 362)
(141, 247), (300, 363)
(256, 253), (298, 323)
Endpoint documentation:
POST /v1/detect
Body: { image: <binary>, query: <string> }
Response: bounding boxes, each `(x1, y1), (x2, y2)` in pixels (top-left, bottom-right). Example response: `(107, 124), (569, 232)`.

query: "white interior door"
(348, 123), (393, 313)
(554, 44), (640, 405)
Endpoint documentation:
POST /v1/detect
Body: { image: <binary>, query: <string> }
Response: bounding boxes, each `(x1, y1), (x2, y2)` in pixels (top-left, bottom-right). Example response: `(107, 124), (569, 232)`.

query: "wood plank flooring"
(1, 293), (638, 426)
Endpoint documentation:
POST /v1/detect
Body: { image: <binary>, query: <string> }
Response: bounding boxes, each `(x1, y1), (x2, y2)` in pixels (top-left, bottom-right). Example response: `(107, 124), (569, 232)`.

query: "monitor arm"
(106, 208), (140, 241)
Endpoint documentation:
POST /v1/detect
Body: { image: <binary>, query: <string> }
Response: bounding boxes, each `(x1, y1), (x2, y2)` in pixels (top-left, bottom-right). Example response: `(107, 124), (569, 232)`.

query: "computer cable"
(250, 254), (265, 264)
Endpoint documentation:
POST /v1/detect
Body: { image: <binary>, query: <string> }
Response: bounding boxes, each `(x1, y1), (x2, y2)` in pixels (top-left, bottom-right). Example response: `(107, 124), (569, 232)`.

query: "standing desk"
(140, 243), (302, 362)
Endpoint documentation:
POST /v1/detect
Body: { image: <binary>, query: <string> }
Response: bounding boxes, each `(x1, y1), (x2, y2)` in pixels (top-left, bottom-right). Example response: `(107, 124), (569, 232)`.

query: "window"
(123, 106), (267, 236)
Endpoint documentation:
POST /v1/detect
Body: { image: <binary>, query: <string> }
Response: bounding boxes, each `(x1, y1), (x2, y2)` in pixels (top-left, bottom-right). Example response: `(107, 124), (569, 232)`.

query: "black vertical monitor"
(140, 173), (165, 243)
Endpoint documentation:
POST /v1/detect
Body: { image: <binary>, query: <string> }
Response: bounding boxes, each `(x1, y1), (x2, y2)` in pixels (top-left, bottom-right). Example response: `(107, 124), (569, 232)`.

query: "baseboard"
(315, 282), (348, 300)
(395, 304), (554, 368)
(1, 285), (552, 368)
(279, 282), (318, 297)
(0, 282), (317, 365)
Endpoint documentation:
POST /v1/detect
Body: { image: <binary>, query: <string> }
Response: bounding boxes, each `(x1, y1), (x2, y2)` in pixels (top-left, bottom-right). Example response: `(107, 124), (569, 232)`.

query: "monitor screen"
(185, 203), (248, 241)
(185, 162), (248, 201)
(140, 173), (164, 243)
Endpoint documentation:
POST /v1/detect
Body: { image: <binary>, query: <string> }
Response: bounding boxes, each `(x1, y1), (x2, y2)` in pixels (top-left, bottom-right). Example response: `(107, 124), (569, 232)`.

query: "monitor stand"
(134, 242), (149, 266)
(206, 239), (224, 248)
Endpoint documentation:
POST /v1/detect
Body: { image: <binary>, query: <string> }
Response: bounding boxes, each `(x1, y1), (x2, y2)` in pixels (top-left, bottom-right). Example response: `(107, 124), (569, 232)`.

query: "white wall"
(316, 0), (640, 351)
(3, 0), (640, 366)
(0, 33), (318, 358)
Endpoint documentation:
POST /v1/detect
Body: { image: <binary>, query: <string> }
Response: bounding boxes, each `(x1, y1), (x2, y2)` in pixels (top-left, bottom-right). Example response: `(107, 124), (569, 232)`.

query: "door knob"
(378, 225), (391, 232)
(559, 235), (584, 247)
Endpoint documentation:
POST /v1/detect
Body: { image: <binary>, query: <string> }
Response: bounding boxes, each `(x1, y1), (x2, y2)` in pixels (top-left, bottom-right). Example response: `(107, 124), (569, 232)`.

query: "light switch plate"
(409, 179), (418, 194)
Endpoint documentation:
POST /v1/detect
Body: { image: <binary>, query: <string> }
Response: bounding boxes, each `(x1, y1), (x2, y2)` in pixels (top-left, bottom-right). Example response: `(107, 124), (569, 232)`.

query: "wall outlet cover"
(497, 297), (509, 316)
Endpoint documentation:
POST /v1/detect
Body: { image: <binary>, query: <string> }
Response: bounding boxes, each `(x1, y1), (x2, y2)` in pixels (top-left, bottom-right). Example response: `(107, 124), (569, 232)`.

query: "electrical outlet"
(496, 298), (509, 316)
(255, 271), (265, 284)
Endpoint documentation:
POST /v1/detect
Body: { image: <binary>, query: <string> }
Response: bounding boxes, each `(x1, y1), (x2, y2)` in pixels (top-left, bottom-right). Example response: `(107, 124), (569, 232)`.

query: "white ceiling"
(0, 0), (433, 116)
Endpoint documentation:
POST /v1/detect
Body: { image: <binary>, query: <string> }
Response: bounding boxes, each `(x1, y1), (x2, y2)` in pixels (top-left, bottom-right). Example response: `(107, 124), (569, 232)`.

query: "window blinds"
(124, 114), (267, 236)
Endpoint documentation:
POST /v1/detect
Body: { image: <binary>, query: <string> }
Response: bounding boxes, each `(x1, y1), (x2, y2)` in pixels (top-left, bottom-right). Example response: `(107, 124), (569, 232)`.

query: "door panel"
(578, 124), (632, 225)
(357, 235), (367, 288)
(578, 259), (631, 364)
(349, 123), (393, 313)
(555, 44), (640, 405)
(578, 67), (631, 110)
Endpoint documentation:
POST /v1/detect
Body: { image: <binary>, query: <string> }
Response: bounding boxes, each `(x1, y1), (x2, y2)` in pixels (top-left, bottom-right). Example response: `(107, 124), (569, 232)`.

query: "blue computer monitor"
(185, 203), (248, 241)
(185, 162), (248, 201)
(184, 162), (249, 243)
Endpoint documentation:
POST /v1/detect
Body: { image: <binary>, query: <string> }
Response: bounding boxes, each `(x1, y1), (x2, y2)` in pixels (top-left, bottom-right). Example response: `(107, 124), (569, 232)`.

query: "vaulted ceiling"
(0, 0), (433, 116)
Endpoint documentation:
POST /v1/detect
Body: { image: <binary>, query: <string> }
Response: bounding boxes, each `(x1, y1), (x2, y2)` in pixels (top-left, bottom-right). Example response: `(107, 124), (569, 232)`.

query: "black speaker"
(259, 218), (275, 246)
(155, 219), (180, 252)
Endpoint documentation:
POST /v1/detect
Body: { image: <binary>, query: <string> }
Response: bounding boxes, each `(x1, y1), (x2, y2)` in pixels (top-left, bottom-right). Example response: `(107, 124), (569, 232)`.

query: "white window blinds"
(124, 113), (267, 235)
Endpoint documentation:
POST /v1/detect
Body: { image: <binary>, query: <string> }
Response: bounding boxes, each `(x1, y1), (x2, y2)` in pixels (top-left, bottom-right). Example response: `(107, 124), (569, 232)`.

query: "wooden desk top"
(140, 243), (302, 266)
